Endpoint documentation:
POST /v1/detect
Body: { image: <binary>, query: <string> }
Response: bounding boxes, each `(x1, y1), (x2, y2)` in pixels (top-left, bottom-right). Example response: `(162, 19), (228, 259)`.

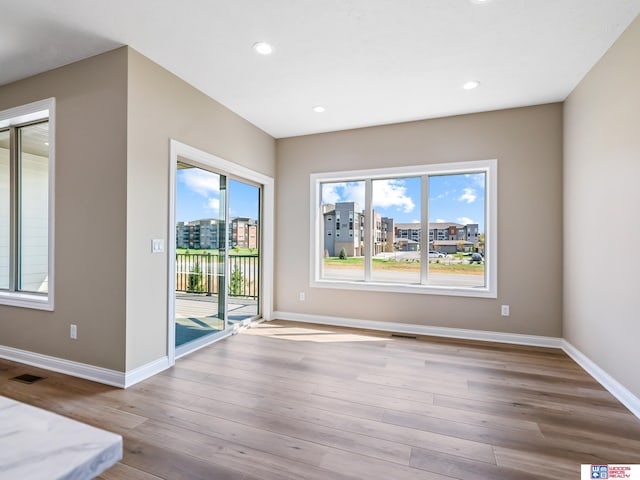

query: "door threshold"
(175, 329), (233, 359)
(175, 317), (263, 359)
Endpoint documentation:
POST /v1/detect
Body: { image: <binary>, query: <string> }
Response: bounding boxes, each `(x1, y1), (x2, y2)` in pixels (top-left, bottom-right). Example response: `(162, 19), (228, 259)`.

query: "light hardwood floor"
(1, 320), (640, 479)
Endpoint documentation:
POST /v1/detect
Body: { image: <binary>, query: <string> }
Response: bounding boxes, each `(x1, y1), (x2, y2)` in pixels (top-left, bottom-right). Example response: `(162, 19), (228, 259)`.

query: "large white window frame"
(0, 98), (55, 310)
(310, 159), (497, 298)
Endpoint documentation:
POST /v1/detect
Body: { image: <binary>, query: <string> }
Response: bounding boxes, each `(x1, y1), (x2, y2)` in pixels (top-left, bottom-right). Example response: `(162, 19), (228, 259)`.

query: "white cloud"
(372, 179), (414, 213)
(207, 197), (220, 212)
(178, 169), (223, 215)
(411, 219), (420, 223)
(435, 218), (447, 223)
(457, 216), (475, 225)
(343, 182), (365, 208)
(322, 182), (365, 209)
(180, 169), (220, 197)
(322, 182), (345, 204)
(458, 188), (477, 204)
(323, 179), (415, 213)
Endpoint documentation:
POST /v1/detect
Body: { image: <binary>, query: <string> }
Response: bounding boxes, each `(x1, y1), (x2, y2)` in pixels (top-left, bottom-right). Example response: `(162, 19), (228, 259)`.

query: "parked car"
(428, 251), (445, 258)
(469, 252), (483, 264)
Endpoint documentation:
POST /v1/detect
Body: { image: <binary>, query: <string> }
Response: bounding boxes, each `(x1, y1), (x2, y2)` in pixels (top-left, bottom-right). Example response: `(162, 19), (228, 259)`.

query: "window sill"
(0, 292), (54, 311)
(311, 278), (496, 298)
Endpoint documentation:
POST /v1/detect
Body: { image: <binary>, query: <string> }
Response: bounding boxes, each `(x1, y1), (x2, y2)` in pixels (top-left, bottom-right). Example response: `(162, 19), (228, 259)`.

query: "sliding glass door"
(174, 161), (261, 355)
(227, 178), (260, 323)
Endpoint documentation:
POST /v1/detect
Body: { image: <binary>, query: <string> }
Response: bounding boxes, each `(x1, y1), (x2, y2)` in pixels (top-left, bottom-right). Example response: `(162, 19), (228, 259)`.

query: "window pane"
(428, 173), (485, 288)
(0, 130), (9, 289)
(228, 178), (260, 321)
(371, 177), (420, 284)
(321, 181), (365, 281)
(19, 122), (49, 293)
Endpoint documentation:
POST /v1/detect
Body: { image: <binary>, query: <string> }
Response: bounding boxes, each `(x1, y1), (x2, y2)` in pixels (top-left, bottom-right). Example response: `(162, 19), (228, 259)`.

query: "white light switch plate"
(152, 239), (164, 253)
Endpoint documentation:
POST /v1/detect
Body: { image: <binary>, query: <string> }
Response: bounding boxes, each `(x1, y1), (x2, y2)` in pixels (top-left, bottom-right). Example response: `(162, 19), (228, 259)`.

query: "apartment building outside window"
(0, 98), (55, 310)
(311, 159), (497, 298)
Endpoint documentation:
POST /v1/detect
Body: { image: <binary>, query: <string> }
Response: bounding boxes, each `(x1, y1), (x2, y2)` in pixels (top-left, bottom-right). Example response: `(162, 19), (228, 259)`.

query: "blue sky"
(322, 173), (485, 231)
(176, 168), (259, 222)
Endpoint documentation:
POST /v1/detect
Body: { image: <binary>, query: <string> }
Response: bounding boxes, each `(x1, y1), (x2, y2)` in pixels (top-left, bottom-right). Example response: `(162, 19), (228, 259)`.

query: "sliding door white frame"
(168, 139), (274, 366)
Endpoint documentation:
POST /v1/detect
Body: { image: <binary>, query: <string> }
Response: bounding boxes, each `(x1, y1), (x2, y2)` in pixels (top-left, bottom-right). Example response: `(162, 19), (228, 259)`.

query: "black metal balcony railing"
(175, 253), (259, 298)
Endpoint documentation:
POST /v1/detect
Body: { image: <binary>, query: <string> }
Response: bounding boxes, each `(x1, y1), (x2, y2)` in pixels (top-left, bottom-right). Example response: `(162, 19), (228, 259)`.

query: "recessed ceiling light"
(44, 142), (49, 146)
(463, 80), (480, 90)
(253, 42), (273, 55)
(312, 105), (326, 113)
(471, 0), (490, 4)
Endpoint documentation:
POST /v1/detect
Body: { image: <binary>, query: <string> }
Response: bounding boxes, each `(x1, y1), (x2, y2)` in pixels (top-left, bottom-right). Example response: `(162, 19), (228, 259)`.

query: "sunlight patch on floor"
(244, 323), (387, 343)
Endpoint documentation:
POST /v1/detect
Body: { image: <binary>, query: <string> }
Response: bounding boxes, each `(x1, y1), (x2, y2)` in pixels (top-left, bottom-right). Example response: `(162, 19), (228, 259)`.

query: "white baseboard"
(561, 340), (640, 419)
(0, 345), (170, 389)
(273, 311), (562, 348)
(0, 345), (126, 387)
(123, 357), (170, 388)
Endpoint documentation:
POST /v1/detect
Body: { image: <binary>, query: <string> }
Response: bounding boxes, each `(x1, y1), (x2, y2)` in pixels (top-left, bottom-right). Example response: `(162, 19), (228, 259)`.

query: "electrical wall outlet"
(501, 305), (510, 317)
(299, 292), (305, 301)
(70, 324), (78, 339)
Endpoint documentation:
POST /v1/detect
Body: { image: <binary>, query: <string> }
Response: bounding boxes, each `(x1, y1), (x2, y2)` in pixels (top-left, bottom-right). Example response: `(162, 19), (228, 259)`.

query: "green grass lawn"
(324, 257), (484, 274)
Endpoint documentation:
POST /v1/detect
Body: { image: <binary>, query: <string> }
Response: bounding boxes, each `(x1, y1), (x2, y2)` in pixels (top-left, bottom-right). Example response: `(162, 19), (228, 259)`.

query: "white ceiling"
(1, 1), (639, 138)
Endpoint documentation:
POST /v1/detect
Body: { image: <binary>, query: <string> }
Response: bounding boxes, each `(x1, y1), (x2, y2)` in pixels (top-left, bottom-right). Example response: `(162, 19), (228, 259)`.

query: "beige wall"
(0, 49), (129, 370)
(0, 47), (275, 374)
(564, 16), (640, 398)
(125, 48), (275, 370)
(276, 104), (564, 337)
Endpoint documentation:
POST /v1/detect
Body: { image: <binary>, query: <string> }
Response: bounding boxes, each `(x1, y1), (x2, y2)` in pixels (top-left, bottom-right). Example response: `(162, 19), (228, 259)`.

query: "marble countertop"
(0, 395), (122, 480)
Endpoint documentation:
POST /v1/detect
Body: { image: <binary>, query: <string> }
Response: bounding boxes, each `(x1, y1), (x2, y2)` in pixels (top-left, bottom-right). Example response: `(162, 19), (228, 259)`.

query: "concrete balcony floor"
(175, 293), (258, 347)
